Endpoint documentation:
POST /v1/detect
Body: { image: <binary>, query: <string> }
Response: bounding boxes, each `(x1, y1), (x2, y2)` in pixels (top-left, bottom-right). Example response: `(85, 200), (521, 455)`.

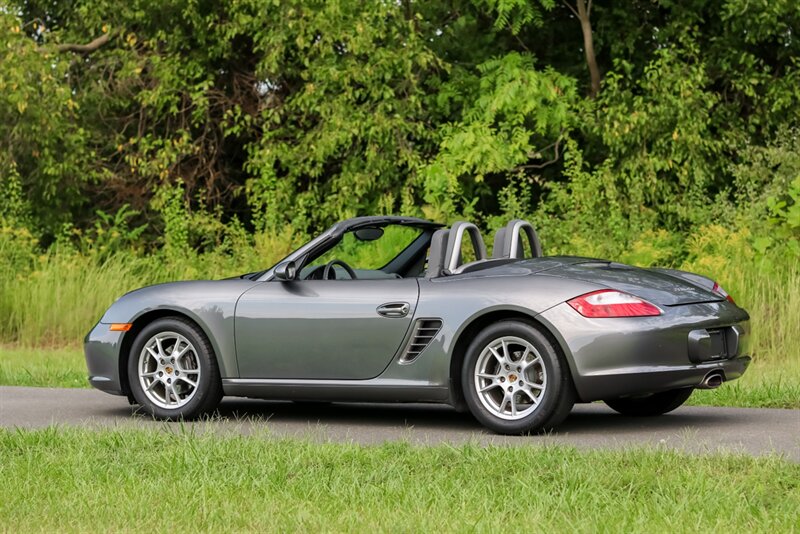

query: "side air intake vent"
(400, 319), (443, 364)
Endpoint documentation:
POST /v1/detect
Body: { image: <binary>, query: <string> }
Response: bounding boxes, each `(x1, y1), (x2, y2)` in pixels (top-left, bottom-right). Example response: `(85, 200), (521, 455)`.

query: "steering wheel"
(322, 259), (357, 280)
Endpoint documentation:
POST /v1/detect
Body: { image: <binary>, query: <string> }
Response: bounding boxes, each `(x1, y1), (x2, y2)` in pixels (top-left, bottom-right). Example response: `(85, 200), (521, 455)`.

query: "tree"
(562, 0), (600, 97)
(1, 0), (799, 246)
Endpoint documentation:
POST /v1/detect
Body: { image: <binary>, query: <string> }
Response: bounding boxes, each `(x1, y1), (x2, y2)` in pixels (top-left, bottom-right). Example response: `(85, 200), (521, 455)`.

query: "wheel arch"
(447, 308), (577, 408)
(117, 309), (219, 398)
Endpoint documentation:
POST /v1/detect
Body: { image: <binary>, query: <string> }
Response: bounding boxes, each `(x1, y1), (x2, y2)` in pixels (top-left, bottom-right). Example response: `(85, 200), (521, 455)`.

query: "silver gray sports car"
(85, 216), (751, 434)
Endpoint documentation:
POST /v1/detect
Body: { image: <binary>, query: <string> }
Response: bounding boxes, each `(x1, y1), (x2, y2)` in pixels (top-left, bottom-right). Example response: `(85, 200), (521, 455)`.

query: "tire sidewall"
(461, 320), (568, 434)
(128, 317), (219, 419)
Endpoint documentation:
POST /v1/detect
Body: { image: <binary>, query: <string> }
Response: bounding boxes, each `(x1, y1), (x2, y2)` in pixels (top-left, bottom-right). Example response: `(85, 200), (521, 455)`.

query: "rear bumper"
(84, 322), (126, 395)
(538, 300), (752, 401)
(573, 356), (751, 400)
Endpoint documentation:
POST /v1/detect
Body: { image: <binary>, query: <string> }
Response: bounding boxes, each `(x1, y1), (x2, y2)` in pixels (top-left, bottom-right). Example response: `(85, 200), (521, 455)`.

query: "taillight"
(711, 282), (736, 304)
(567, 290), (662, 318)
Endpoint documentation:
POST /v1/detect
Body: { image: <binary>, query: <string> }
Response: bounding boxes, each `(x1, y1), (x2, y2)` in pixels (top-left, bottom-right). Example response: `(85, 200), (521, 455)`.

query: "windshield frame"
(251, 216), (442, 282)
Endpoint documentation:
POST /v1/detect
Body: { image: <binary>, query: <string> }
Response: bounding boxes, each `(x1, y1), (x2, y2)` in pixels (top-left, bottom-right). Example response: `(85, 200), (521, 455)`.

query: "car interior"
(298, 219), (543, 281)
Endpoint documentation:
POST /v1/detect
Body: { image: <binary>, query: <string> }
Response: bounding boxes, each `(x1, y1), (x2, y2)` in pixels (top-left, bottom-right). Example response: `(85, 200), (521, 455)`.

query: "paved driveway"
(1, 386), (798, 461)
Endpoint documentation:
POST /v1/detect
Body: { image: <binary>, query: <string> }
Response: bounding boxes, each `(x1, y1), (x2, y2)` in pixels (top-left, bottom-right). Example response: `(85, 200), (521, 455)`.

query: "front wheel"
(603, 388), (693, 416)
(128, 317), (222, 420)
(461, 321), (575, 435)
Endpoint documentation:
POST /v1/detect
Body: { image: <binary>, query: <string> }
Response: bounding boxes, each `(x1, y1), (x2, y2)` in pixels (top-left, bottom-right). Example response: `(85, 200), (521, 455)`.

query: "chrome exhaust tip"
(697, 371), (725, 390)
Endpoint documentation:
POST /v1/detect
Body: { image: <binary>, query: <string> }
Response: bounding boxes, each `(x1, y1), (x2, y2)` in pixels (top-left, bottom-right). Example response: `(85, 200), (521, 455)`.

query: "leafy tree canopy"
(1, 0), (799, 249)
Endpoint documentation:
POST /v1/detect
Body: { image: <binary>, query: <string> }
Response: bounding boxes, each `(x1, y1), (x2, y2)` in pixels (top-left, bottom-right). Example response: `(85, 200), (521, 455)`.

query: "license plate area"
(688, 327), (733, 363)
(705, 328), (727, 360)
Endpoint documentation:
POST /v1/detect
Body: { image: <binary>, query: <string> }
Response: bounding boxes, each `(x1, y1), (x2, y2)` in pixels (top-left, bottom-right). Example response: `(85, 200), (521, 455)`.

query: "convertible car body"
(85, 216), (751, 434)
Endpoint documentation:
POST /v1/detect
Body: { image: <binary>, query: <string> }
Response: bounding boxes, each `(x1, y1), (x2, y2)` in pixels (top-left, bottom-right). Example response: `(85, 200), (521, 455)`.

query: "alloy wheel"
(137, 331), (202, 409)
(473, 335), (547, 420)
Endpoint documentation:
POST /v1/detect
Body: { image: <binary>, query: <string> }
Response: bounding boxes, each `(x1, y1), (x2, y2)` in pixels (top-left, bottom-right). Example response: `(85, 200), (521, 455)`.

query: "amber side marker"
(109, 323), (133, 332)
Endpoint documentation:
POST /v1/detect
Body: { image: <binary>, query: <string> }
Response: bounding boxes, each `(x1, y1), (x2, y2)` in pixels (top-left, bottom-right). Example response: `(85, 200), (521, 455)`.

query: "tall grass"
(1, 254), (149, 345)
(725, 261), (800, 365)
(0, 223), (798, 371)
(679, 225), (800, 366)
(0, 237), (293, 346)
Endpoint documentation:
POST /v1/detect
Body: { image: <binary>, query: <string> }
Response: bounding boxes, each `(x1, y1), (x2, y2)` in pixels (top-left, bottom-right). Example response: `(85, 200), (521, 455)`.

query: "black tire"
(461, 320), (575, 435)
(604, 388), (693, 416)
(128, 316), (223, 420)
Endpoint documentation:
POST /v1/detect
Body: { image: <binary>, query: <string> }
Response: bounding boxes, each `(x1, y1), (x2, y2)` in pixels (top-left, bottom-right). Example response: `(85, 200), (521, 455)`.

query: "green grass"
(0, 345), (87, 388)
(1, 345), (797, 409)
(0, 427), (797, 532)
(687, 360), (800, 409)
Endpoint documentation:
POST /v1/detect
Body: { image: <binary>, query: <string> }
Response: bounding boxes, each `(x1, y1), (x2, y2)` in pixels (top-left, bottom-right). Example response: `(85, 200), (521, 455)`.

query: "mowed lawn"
(1, 345), (798, 409)
(0, 427), (797, 532)
(0, 345), (87, 388)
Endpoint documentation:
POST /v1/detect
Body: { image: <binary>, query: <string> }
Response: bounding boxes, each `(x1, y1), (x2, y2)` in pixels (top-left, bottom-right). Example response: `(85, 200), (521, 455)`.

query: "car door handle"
(376, 302), (410, 318)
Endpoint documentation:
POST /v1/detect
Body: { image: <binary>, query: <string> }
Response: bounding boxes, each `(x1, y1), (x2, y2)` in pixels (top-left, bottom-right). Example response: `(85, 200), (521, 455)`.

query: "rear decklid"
(539, 260), (724, 306)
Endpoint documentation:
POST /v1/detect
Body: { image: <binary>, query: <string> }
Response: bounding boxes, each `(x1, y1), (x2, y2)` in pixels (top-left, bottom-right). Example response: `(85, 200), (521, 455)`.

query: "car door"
(234, 278), (419, 379)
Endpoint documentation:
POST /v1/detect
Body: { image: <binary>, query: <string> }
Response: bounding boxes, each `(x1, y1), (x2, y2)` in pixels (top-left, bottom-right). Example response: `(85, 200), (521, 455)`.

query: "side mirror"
(273, 261), (297, 281)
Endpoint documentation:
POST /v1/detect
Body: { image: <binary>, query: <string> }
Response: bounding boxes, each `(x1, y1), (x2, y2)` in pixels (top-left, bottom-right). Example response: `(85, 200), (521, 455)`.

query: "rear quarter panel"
(379, 273), (600, 385)
(537, 299), (750, 399)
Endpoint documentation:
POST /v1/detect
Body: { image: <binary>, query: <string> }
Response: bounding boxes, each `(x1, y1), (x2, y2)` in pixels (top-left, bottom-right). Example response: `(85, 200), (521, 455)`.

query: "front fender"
(97, 279), (259, 379)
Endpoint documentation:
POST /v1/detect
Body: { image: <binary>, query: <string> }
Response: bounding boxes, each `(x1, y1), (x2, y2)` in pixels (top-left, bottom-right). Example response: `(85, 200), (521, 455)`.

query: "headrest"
(426, 229), (450, 278)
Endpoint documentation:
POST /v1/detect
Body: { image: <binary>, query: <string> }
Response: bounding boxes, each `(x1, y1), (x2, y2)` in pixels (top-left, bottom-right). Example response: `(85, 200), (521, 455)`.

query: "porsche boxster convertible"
(85, 216), (751, 434)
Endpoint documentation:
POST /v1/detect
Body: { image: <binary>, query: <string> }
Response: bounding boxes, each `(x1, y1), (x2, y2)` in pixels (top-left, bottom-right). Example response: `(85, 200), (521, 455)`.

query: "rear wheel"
(128, 317), (222, 420)
(604, 388), (693, 416)
(462, 321), (574, 435)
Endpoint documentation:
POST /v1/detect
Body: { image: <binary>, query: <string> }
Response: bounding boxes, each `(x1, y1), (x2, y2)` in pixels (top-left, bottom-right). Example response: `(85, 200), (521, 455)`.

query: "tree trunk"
(575, 0), (600, 98)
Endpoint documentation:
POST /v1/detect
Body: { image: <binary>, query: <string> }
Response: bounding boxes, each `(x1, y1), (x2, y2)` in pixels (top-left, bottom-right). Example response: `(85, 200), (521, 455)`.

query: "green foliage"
(244, 0), (444, 233)
(151, 181), (191, 260)
(594, 47), (725, 229)
(86, 205), (147, 261)
(422, 51), (577, 221)
(478, 0), (555, 35)
(728, 127), (800, 258)
(765, 176), (800, 256)
(0, 225), (38, 278)
(307, 226), (422, 272)
(0, 0), (799, 368)
(0, 162), (29, 225)
(3, 0), (799, 240)
(0, 12), (97, 233)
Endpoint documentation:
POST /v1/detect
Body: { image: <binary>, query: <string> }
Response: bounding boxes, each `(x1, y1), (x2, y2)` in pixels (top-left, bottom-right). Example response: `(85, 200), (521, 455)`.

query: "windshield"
(301, 225), (423, 279)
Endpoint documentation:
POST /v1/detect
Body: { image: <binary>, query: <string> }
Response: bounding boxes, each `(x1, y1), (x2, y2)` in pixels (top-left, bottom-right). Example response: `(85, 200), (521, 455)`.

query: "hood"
(535, 260), (724, 306)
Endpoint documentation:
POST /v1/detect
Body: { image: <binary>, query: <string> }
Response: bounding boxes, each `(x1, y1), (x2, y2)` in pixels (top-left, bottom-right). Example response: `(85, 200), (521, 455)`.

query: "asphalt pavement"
(1, 386), (798, 461)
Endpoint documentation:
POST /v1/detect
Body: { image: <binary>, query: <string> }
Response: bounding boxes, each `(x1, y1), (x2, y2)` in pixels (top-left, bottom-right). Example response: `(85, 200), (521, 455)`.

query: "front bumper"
(84, 322), (126, 395)
(538, 300), (752, 401)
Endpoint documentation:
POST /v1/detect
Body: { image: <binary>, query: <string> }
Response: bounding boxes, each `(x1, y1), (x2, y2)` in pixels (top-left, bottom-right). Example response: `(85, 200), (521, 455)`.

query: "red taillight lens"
(567, 290), (662, 318)
(711, 282), (736, 304)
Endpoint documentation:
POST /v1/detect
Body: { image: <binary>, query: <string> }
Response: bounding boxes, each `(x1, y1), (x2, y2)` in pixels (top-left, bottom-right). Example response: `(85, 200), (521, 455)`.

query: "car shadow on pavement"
(110, 398), (738, 437)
